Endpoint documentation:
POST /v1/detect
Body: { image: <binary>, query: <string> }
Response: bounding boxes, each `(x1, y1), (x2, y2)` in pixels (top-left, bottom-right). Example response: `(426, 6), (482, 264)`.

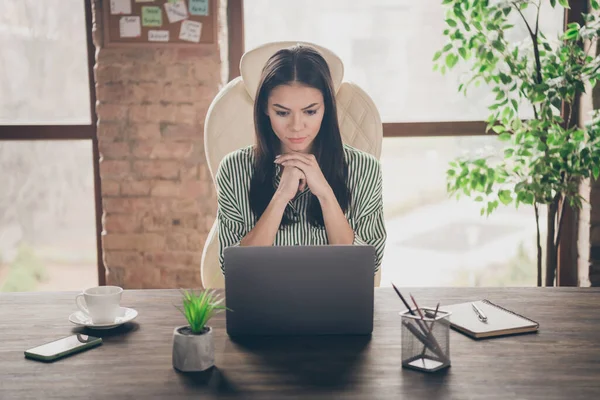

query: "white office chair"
(201, 41), (383, 289)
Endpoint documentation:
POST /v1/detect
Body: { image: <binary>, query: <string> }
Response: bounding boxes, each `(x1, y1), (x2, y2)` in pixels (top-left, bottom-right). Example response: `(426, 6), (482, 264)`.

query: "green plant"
(434, 0), (600, 286)
(175, 289), (229, 334)
(0, 244), (48, 292)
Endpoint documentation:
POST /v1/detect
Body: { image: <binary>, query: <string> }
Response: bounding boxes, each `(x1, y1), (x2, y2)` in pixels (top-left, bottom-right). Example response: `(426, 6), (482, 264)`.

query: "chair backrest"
(201, 41), (383, 289)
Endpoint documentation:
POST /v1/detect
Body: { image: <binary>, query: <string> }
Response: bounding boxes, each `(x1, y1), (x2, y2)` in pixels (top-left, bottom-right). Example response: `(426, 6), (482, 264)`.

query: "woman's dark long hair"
(249, 45), (350, 228)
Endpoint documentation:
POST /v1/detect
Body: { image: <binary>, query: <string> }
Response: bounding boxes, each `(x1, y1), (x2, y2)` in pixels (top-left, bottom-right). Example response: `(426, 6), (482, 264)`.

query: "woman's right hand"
(275, 165), (307, 202)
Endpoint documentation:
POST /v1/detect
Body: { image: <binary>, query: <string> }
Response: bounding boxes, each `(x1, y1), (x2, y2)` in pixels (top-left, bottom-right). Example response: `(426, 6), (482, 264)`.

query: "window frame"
(0, 0), (105, 286)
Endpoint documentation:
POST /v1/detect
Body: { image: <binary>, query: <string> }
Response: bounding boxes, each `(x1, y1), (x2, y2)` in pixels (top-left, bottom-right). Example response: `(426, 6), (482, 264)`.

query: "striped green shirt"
(215, 144), (387, 273)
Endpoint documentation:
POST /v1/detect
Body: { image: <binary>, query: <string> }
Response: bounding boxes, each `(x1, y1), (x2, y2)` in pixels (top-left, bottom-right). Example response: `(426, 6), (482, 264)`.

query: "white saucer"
(69, 307), (138, 330)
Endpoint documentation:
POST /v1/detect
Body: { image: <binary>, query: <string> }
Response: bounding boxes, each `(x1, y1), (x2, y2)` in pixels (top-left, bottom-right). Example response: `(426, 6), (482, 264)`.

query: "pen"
(471, 302), (488, 323)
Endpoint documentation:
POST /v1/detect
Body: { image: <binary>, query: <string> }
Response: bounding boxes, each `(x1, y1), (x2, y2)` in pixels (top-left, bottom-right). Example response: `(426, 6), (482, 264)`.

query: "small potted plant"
(172, 289), (228, 372)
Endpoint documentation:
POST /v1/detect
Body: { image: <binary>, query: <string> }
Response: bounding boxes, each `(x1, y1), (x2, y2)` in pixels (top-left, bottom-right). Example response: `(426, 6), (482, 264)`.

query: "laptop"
(223, 245), (375, 336)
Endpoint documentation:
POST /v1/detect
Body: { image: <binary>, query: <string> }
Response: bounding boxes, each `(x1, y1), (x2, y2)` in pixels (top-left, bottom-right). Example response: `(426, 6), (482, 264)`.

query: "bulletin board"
(103, 0), (217, 47)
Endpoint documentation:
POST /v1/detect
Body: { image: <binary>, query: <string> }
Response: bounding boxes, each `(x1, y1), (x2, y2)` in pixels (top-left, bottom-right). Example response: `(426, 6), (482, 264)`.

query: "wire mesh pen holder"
(400, 307), (451, 373)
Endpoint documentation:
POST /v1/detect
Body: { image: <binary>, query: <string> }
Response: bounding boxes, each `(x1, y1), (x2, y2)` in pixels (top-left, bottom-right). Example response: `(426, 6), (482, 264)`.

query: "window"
(380, 137), (547, 287)
(0, 0), (91, 125)
(0, 141), (98, 292)
(240, 0), (565, 286)
(243, 0), (564, 125)
(0, 0), (100, 292)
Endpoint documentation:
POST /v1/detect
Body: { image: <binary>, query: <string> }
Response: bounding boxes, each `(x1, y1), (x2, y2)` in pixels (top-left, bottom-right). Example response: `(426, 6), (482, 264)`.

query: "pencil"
(391, 282), (415, 315)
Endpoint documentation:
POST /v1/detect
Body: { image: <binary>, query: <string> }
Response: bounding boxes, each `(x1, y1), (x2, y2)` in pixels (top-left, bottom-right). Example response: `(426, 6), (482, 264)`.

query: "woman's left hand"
(274, 153), (333, 200)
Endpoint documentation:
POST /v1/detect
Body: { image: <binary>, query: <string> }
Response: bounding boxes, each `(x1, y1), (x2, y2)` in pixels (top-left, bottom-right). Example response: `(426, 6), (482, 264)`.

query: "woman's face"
(266, 82), (325, 154)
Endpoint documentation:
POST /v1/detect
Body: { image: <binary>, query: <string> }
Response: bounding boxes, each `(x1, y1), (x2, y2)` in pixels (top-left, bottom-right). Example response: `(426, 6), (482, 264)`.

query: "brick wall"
(91, 1), (226, 288)
(578, 18), (600, 287)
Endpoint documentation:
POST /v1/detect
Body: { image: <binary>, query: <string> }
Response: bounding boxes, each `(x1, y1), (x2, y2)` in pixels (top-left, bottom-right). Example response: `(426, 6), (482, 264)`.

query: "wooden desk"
(1, 288), (599, 399)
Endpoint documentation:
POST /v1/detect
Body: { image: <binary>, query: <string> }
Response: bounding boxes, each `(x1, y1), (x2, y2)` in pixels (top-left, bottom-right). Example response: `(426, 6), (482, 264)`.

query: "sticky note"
(179, 20), (202, 43)
(110, 0), (131, 14)
(164, 0), (189, 23)
(119, 16), (141, 38)
(149, 30), (169, 42)
(142, 6), (162, 27)
(189, 0), (209, 16)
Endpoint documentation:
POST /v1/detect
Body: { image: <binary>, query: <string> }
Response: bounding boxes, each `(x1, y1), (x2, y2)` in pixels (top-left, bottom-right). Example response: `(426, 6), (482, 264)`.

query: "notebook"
(440, 300), (539, 339)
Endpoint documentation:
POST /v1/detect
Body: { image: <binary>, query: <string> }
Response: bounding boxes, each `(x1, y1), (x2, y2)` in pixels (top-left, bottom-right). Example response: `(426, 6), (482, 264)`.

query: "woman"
(215, 45), (386, 274)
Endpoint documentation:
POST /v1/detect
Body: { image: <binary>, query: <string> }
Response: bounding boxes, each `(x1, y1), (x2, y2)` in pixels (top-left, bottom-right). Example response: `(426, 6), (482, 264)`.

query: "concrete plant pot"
(172, 326), (214, 372)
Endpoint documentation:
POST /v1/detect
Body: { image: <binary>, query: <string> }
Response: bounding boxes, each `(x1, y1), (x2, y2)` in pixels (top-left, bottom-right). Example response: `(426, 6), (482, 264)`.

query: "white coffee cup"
(75, 286), (123, 324)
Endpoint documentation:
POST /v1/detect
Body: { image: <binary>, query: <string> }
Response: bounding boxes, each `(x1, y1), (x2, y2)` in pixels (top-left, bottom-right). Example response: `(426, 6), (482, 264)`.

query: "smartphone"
(24, 334), (103, 362)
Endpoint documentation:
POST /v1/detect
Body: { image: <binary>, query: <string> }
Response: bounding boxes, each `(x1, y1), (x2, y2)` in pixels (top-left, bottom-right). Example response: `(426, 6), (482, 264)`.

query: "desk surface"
(1, 288), (599, 400)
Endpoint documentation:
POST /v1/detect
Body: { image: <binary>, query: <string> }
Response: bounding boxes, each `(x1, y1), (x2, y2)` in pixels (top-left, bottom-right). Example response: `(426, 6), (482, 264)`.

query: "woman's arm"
(239, 192), (288, 246)
(317, 190), (355, 245)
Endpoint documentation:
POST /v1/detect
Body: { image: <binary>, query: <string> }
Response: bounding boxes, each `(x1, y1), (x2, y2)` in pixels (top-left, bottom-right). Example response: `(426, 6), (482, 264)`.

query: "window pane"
(244, 0), (563, 122)
(0, 141), (97, 292)
(380, 136), (546, 287)
(0, 0), (91, 125)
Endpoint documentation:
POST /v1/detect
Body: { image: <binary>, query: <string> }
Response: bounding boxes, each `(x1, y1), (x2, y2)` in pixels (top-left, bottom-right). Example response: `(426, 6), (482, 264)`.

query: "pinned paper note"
(135, 0), (155, 2)
(189, 0), (209, 16)
(142, 6), (162, 27)
(164, 0), (189, 23)
(179, 20), (202, 43)
(110, 0), (131, 14)
(119, 16), (141, 38)
(148, 30), (169, 42)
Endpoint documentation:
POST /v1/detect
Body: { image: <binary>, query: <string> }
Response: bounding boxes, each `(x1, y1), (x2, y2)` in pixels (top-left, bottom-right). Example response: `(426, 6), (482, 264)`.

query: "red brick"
(125, 265), (162, 289)
(100, 160), (130, 179)
(94, 65), (122, 83)
(191, 60), (220, 82)
(142, 212), (171, 232)
(204, 215), (216, 232)
(187, 232), (207, 251)
(128, 123), (161, 141)
(176, 47), (216, 61)
(121, 180), (151, 196)
(199, 164), (211, 180)
(105, 266), (125, 286)
(161, 123), (201, 140)
(103, 198), (156, 213)
(104, 213), (140, 233)
(104, 251), (144, 269)
(166, 64), (192, 81)
(195, 104), (210, 126)
(134, 161), (180, 179)
(160, 269), (202, 289)
(181, 180), (208, 198)
(101, 180), (120, 197)
(96, 82), (134, 103)
(103, 233), (166, 251)
(181, 166), (198, 181)
(167, 233), (188, 251)
(99, 141), (130, 159)
(97, 121), (126, 141)
(176, 104), (199, 125)
(145, 251), (202, 269)
(163, 83), (216, 103)
(131, 82), (162, 103)
(130, 104), (184, 124)
(171, 213), (199, 230)
(171, 199), (198, 213)
(96, 103), (128, 121)
(151, 180), (181, 197)
(133, 141), (194, 160)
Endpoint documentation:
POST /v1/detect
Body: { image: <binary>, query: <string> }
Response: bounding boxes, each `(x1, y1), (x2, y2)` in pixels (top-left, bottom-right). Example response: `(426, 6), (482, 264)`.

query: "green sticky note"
(142, 6), (162, 27)
(189, 0), (209, 16)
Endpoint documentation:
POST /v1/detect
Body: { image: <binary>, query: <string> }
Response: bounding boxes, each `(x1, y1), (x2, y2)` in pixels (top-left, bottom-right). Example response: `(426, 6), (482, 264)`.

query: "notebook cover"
(441, 300), (539, 339)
